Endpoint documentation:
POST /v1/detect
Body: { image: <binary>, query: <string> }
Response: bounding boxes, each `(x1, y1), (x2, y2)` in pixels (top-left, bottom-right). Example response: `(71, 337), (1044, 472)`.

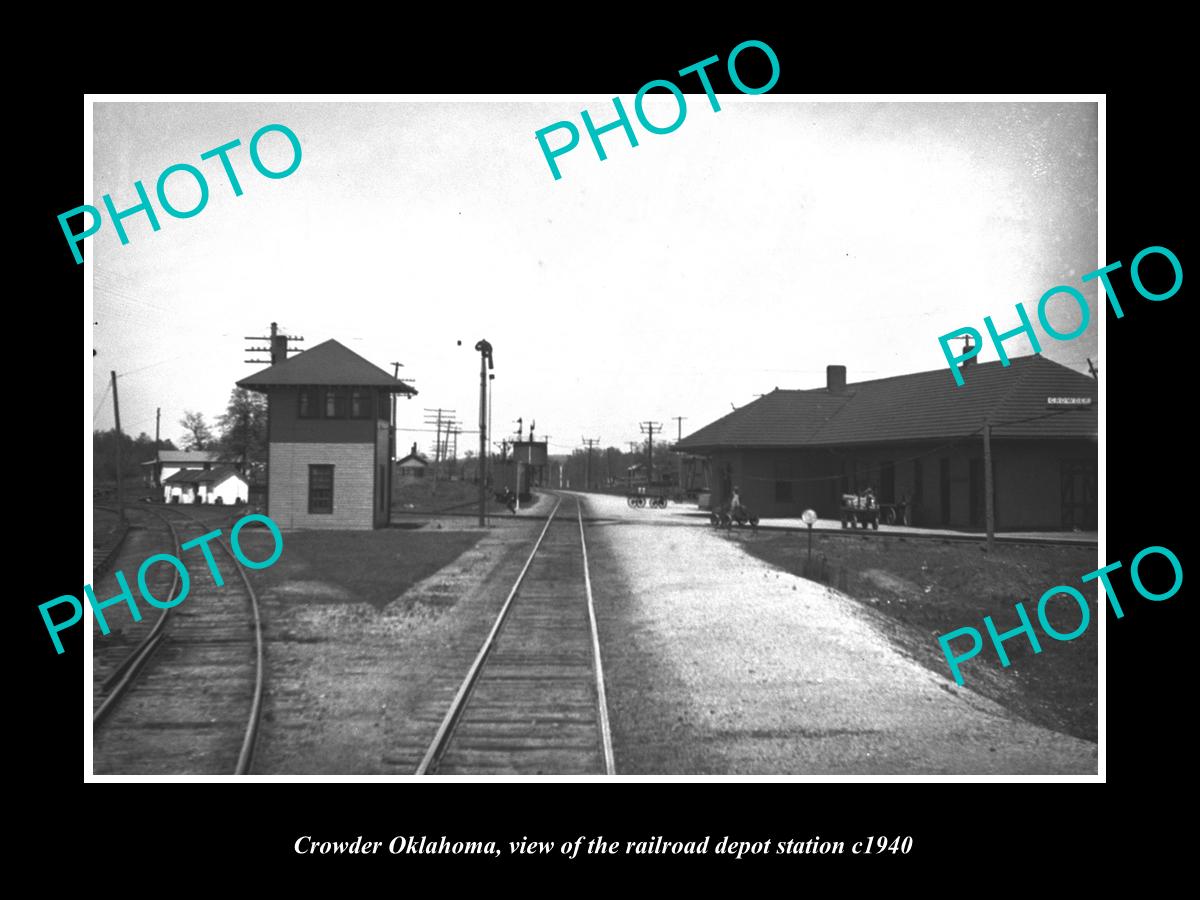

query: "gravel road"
(579, 492), (1097, 774)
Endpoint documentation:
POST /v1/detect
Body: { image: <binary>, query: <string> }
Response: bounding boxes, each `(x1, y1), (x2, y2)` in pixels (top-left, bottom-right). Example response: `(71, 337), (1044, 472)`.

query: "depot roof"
(237, 339), (419, 393)
(677, 355), (1097, 451)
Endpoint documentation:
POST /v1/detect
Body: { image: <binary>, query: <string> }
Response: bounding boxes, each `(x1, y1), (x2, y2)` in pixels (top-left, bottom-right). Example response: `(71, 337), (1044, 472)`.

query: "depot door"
(1061, 460), (1097, 529)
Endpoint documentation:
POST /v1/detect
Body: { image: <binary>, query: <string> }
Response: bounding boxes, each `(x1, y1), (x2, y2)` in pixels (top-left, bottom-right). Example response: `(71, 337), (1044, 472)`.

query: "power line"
(93, 380), (112, 418)
(119, 355), (182, 378)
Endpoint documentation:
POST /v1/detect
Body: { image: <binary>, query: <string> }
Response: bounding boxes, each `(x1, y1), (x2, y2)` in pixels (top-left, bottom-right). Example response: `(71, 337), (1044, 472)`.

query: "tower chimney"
(827, 365), (847, 394)
(269, 321), (289, 365)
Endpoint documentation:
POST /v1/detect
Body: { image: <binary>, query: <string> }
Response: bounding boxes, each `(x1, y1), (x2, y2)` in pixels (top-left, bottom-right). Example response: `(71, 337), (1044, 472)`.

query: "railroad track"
(91, 504), (265, 775)
(416, 493), (615, 776)
(92, 506), (132, 580)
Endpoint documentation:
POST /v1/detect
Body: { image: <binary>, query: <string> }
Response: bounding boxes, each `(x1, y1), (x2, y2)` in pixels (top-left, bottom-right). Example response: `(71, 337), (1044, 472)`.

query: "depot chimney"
(827, 365), (847, 394)
(959, 334), (976, 370)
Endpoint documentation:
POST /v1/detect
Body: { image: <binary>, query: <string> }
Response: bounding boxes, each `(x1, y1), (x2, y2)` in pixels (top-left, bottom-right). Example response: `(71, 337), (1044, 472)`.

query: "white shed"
(163, 466), (249, 505)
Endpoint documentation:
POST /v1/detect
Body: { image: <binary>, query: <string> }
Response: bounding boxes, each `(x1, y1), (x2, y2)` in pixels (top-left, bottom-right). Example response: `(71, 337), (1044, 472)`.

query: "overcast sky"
(90, 99), (1097, 456)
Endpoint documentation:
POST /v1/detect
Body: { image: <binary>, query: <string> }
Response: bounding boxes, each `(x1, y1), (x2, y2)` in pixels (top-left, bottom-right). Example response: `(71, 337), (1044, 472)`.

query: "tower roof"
(237, 339), (418, 393)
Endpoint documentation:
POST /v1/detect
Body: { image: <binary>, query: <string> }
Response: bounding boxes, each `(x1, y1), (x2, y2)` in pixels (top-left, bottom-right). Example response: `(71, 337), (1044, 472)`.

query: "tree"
(179, 410), (214, 451)
(216, 388), (268, 472)
(92, 430), (176, 483)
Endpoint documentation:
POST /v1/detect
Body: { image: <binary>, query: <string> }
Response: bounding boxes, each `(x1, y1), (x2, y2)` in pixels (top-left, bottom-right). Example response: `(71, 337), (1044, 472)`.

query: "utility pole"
(581, 437), (600, 491)
(111, 371), (125, 523)
(390, 362), (403, 463)
(672, 416), (687, 442)
(639, 421), (662, 485)
(244, 321), (304, 365)
(983, 418), (995, 553)
(154, 407), (161, 488)
(475, 341), (493, 526)
(1086, 358), (1098, 379)
(423, 408), (456, 482)
(672, 415), (687, 492)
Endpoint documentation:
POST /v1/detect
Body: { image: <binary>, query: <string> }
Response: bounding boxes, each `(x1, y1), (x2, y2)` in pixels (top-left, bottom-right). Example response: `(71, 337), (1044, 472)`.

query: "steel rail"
(162, 506), (266, 775)
(93, 506), (181, 722)
(214, 529), (266, 776)
(576, 496), (615, 775)
(91, 504), (265, 775)
(414, 496), (565, 775)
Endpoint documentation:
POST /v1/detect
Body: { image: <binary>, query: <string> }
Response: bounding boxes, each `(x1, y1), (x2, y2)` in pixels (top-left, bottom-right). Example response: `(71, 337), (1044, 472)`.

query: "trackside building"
(677, 355), (1097, 531)
(238, 339), (417, 530)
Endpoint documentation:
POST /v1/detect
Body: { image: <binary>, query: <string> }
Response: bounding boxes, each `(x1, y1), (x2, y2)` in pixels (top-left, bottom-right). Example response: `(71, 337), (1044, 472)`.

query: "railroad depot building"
(238, 339), (417, 530)
(677, 355), (1097, 531)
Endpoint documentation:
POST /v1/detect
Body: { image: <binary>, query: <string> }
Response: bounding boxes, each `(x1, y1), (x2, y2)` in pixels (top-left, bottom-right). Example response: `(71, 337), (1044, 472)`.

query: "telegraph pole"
(983, 418), (995, 553)
(111, 371), (125, 523)
(154, 407), (161, 488)
(672, 415), (687, 493)
(581, 437), (600, 491)
(475, 341), (493, 526)
(639, 421), (662, 484)
(390, 362), (404, 463)
(672, 416), (687, 442)
(423, 408), (456, 482)
(244, 322), (304, 365)
(1086, 358), (1098, 379)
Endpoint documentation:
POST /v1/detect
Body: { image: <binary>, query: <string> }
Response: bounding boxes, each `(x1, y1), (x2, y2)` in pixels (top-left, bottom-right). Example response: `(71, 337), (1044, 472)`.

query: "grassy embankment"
(735, 532), (1098, 742)
(235, 527), (483, 610)
(393, 477), (514, 516)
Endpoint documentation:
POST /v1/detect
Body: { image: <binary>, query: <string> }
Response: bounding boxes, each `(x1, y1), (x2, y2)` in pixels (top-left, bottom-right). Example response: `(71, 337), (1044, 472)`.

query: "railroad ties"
(92, 506), (263, 775)
(418, 495), (614, 776)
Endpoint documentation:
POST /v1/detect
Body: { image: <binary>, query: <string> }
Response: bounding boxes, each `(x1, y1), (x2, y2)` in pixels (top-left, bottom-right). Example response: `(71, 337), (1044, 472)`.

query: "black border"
(24, 28), (1187, 881)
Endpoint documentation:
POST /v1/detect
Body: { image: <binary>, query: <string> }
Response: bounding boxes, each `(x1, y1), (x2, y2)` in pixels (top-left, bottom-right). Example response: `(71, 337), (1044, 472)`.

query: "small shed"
(163, 465), (248, 505)
(397, 443), (429, 478)
(141, 449), (229, 488)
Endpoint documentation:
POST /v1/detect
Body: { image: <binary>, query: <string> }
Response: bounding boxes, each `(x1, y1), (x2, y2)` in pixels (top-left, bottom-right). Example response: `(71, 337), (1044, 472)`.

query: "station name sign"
(1046, 396), (1094, 408)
